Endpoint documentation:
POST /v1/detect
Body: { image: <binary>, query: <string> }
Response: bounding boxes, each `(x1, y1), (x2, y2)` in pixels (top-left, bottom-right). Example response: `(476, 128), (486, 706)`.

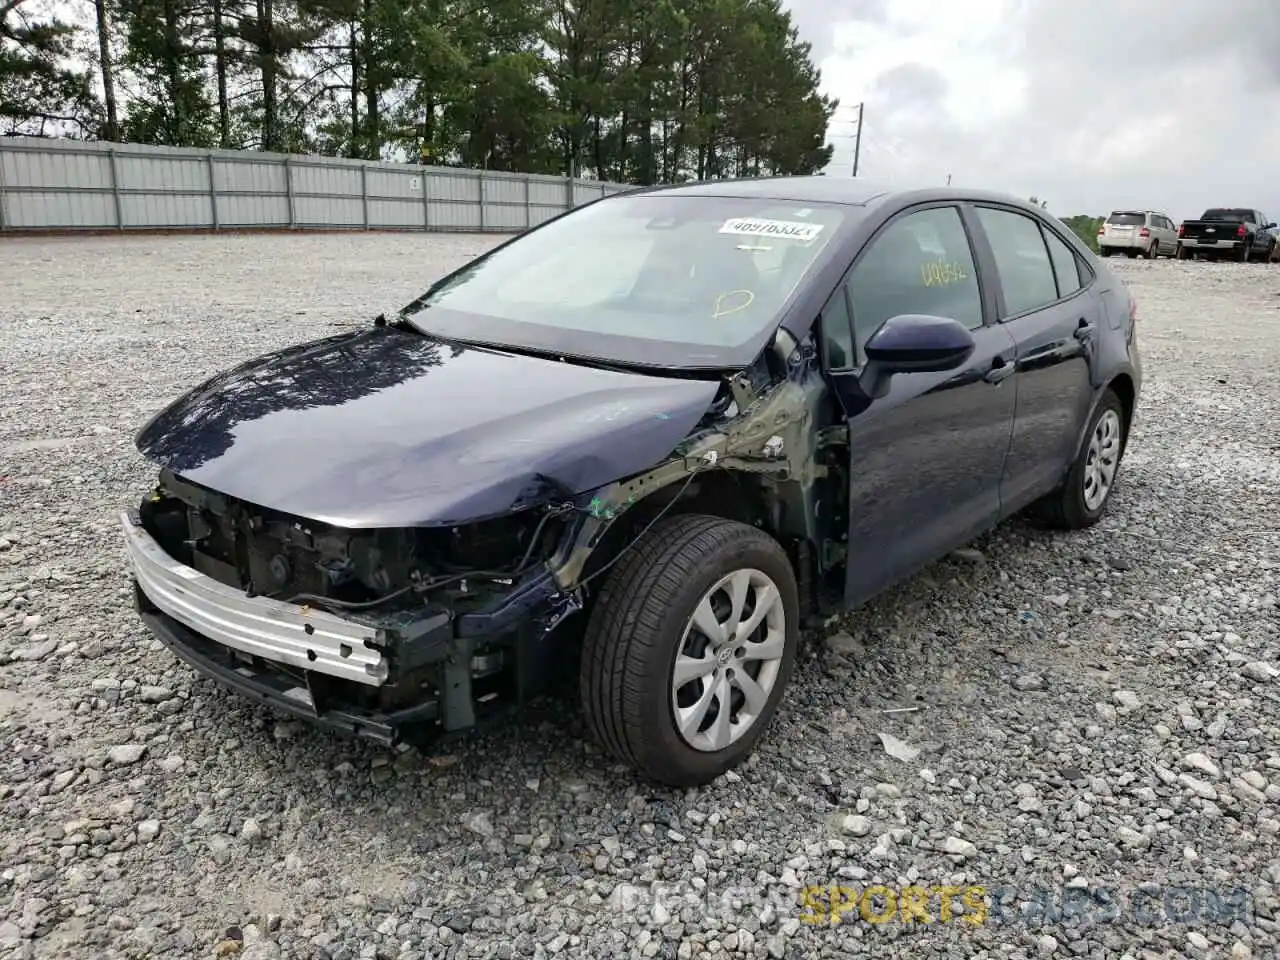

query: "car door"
(970, 205), (1100, 511)
(1254, 211), (1272, 254)
(819, 203), (1018, 609)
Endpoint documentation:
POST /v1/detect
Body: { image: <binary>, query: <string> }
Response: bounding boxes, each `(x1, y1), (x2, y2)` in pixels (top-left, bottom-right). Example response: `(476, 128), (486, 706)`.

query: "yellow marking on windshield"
(713, 289), (755, 318)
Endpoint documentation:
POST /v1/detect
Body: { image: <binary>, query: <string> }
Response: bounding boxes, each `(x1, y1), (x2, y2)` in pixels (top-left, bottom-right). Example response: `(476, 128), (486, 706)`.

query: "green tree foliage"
(116, 0), (217, 145)
(0, 0), (835, 182)
(1, 0), (100, 136)
(1060, 214), (1104, 253)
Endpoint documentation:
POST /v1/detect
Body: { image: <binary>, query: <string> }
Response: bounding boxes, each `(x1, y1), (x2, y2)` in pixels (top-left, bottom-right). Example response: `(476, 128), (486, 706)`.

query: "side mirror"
(859, 314), (976, 399)
(1267, 222), (1277, 230)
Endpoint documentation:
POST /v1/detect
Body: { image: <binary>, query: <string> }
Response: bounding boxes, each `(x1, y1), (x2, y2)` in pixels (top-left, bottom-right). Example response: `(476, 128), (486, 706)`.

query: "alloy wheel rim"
(1082, 409), (1122, 511)
(670, 568), (786, 753)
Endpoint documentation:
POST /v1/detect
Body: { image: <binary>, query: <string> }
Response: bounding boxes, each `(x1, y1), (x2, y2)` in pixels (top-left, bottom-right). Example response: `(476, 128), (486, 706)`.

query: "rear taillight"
(1237, 224), (1247, 237)
(1097, 225), (1105, 234)
(1177, 224), (1185, 237)
(1139, 227), (1150, 238)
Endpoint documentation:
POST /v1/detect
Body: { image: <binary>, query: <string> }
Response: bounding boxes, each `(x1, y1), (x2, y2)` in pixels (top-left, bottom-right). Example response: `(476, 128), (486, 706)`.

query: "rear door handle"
(984, 355), (1015, 384)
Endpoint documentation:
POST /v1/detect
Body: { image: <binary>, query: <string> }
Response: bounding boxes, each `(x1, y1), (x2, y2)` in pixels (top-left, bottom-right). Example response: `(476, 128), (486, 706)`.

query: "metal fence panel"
(215, 159), (285, 194)
(292, 162), (361, 197)
(427, 200), (482, 230)
(7, 190), (116, 228)
(120, 192), (210, 227)
(428, 171), (481, 204)
(294, 196), (362, 226)
(367, 198), (424, 228)
(0, 137), (635, 233)
(218, 194), (289, 226)
(529, 180), (567, 206)
(529, 204), (564, 227)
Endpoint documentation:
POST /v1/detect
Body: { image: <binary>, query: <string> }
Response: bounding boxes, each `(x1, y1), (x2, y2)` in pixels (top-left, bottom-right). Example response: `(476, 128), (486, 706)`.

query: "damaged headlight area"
(124, 469), (584, 747)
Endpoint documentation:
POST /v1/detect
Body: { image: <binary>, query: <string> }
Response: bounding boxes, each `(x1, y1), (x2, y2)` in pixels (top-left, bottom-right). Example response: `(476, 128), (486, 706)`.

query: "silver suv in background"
(1098, 210), (1177, 259)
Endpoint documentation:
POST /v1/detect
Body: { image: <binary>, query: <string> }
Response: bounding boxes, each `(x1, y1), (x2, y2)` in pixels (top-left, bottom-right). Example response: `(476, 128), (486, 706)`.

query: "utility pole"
(851, 103), (864, 177)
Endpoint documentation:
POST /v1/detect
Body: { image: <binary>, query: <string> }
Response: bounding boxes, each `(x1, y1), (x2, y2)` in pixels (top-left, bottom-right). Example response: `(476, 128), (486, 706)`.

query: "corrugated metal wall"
(0, 138), (634, 233)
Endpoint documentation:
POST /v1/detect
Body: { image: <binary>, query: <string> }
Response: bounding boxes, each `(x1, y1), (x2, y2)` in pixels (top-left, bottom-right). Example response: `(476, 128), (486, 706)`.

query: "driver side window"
(840, 206), (983, 367)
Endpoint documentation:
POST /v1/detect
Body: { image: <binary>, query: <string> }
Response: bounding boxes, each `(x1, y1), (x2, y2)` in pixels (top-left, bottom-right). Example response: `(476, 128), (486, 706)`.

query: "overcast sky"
(786, 0), (1280, 219)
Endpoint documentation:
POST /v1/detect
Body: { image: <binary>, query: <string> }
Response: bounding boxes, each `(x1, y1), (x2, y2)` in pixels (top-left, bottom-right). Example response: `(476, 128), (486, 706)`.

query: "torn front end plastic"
(124, 470), (584, 747)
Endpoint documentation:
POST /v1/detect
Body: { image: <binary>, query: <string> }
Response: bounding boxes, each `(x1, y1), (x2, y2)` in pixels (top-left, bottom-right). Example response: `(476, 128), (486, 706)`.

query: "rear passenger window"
(976, 208), (1058, 317)
(1043, 229), (1081, 298)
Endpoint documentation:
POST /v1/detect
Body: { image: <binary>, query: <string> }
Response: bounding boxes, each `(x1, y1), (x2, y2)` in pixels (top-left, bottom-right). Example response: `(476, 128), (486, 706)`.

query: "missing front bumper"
(122, 509), (581, 747)
(136, 594), (437, 745)
(120, 510), (389, 685)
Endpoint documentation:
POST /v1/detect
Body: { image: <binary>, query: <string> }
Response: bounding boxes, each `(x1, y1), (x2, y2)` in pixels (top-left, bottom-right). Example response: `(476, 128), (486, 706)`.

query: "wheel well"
(573, 470), (818, 611)
(1108, 373), (1135, 437)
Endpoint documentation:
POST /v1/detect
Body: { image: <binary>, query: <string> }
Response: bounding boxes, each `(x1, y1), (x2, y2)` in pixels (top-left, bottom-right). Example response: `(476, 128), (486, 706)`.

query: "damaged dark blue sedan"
(122, 177), (1142, 786)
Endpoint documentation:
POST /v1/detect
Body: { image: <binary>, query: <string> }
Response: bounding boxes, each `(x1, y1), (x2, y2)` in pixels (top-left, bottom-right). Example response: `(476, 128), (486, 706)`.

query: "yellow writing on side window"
(799, 884), (988, 926)
(920, 260), (969, 288)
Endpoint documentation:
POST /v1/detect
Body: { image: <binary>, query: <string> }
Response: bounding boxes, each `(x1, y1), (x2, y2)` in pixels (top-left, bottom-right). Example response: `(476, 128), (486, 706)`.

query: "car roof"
(621, 175), (1061, 214)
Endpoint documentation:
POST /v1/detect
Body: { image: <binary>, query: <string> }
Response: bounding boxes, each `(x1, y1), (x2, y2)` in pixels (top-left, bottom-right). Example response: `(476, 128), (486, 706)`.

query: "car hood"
(135, 327), (722, 527)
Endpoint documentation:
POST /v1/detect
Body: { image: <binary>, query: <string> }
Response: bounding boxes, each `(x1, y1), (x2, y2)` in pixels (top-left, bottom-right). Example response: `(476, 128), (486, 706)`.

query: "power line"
(827, 102), (864, 177)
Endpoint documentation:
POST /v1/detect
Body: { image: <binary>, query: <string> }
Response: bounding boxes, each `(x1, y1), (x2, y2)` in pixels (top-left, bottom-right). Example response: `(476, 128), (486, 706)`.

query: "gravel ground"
(1, 235), (1279, 960)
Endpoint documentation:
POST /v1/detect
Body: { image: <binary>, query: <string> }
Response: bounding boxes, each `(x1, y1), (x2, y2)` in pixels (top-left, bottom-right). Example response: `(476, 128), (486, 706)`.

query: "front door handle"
(984, 355), (1015, 384)
(1074, 319), (1096, 341)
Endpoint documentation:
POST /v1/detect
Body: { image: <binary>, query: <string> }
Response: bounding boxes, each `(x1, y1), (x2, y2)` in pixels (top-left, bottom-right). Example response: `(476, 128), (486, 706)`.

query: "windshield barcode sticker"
(719, 218), (825, 243)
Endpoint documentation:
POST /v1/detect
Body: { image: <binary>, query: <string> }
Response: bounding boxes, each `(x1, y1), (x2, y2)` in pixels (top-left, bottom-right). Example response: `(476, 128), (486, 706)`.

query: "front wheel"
(579, 513), (800, 786)
(1031, 389), (1127, 529)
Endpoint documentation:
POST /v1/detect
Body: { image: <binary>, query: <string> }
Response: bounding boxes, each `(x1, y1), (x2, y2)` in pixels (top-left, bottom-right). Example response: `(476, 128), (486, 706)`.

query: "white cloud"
(789, 0), (1280, 218)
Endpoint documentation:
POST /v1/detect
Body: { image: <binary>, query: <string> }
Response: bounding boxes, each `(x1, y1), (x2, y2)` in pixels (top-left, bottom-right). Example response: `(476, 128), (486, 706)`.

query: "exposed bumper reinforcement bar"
(137, 600), (437, 746)
(120, 510), (388, 686)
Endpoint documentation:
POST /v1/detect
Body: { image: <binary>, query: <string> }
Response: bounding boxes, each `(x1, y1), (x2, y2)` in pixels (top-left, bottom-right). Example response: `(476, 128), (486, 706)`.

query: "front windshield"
(403, 193), (851, 370)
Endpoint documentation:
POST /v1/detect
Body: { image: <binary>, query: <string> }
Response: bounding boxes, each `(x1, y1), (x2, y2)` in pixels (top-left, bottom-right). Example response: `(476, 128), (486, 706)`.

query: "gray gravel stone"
(840, 814), (872, 837)
(107, 744), (147, 765)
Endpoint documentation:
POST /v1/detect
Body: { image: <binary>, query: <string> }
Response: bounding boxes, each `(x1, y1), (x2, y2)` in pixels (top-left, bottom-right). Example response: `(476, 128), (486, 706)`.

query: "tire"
(1098, 247), (1112, 258)
(1237, 242), (1250, 262)
(1146, 241), (1159, 259)
(1126, 250), (1138, 258)
(1031, 389), (1127, 530)
(579, 513), (800, 787)
(1176, 244), (1188, 260)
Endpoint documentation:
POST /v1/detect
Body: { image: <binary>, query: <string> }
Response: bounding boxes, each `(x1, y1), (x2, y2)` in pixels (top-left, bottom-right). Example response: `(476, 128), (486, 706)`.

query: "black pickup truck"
(1176, 208), (1279, 262)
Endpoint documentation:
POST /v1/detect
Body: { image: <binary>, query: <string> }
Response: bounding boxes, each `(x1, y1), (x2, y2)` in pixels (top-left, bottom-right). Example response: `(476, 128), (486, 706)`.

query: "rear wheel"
(579, 513), (800, 787)
(1031, 389), (1127, 530)
(1098, 246), (1112, 258)
(1176, 244), (1188, 260)
(1237, 242), (1250, 262)
(1147, 241), (1159, 259)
